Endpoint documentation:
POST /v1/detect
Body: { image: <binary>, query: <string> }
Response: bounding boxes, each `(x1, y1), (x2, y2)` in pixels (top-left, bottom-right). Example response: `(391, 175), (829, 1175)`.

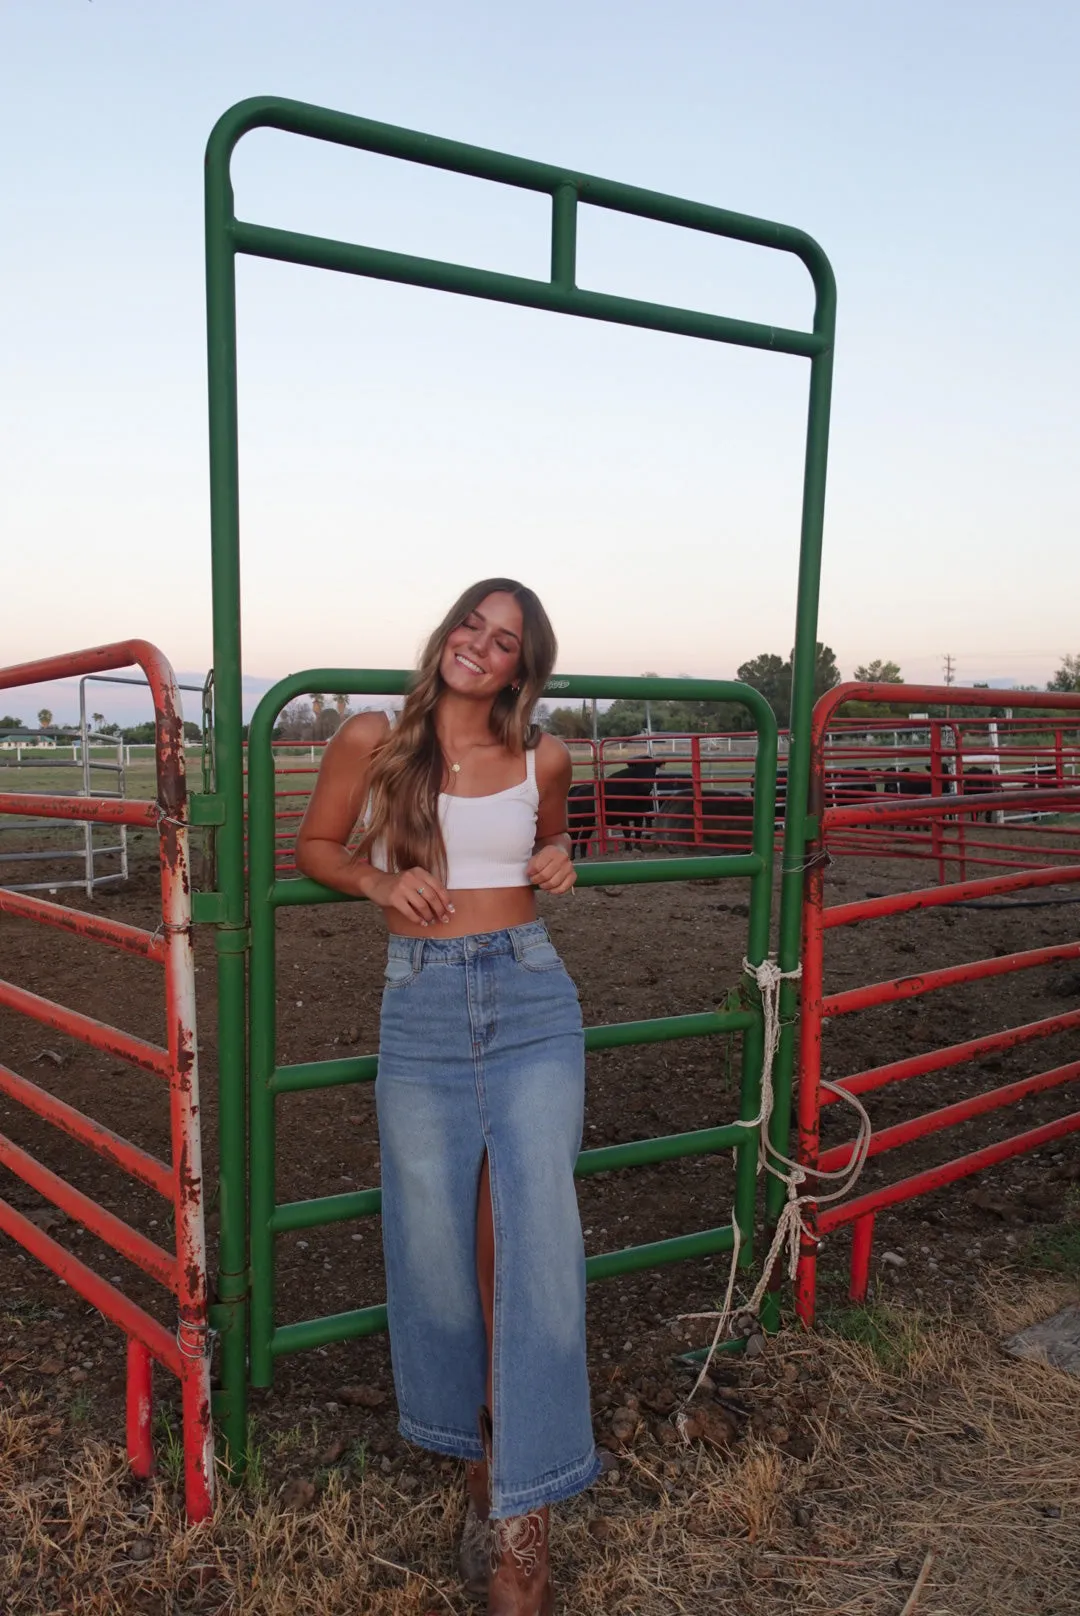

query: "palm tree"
(91, 712), (105, 732)
(311, 694), (326, 719)
(37, 708), (53, 729)
(333, 694), (351, 718)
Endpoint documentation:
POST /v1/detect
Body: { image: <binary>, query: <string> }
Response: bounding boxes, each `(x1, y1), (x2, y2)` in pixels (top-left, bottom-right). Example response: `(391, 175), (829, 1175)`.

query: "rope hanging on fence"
(679, 955), (873, 1411)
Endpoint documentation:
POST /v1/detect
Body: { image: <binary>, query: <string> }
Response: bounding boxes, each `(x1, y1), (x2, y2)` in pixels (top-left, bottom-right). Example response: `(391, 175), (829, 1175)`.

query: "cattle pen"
(254, 717), (1080, 876)
(2, 94), (1079, 1567)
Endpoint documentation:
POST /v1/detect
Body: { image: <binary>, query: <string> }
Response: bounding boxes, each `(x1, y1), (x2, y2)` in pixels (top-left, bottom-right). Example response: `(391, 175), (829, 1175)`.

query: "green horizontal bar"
(586, 1224), (736, 1282)
(272, 1188), (381, 1232)
(586, 1009), (754, 1049)
(271, 1303), (388, 1358)
(269, 1224), (738, 1355)
(271, 877), (354, 907)
(677, 1338), (747, 1362)
(271, 855), (761, 908)
(573, 856), (762, 885)
(269, 1054), (378, 1093)
(270, 1124), (750, 1237)
(539, 674), (775, 708)
(250, 668), (776, 722)
(234, 221), (824, 360)
(576, 1123), (751, 1177)
(212, 98), (832, 288)
(269, 1009), (754, 1096)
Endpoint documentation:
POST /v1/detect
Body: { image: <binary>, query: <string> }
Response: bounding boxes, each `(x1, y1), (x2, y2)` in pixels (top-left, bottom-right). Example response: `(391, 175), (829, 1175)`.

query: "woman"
(296, 579), (599, 1614)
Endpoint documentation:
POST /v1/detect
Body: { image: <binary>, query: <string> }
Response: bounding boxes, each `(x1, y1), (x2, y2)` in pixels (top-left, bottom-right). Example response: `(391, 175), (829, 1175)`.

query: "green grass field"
(0, 748), (203, 801)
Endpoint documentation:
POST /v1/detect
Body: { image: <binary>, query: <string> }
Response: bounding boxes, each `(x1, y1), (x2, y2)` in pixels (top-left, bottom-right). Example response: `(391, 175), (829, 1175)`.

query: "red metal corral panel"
(0, 639), (213, 1521)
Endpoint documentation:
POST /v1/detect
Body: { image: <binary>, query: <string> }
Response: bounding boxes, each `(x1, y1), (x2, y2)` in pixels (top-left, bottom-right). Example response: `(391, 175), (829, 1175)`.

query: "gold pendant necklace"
(444, 737), (492, 785)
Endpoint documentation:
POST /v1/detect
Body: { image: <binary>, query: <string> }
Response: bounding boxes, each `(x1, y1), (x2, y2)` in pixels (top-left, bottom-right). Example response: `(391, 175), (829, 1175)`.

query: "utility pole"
(943, 653), (955, 718)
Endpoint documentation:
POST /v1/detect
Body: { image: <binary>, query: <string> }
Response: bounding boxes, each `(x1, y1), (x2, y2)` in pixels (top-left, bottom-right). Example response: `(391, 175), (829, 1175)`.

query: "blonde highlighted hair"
(358, 579), (557, 879)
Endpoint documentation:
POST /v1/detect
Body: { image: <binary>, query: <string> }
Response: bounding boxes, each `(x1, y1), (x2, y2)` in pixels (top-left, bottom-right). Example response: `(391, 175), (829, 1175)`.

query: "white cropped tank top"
(369, 716), (540, 890)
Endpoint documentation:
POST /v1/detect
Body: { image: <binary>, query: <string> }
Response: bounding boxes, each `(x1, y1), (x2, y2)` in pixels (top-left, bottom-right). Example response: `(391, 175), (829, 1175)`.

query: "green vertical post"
(732, 699), (778, 1260)
(204, 119), (250, 1468)
(763, 298), (837, 1331)
(246, 692), (286, 1386)
(550, 184), (577, 289)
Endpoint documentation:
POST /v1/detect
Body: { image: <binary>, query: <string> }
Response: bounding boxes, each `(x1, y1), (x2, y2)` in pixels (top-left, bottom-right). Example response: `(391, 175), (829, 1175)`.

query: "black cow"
(568, 759), (679, 857)
(825, 768), (879, 806)
(653, 789), (756, 852)
(881, 769), (936, 797)
(964, 763), (1063, 819)
(960, 766), (1007, 822)
(881, 766), (1018, 823)
(880, 765), (1055, 821)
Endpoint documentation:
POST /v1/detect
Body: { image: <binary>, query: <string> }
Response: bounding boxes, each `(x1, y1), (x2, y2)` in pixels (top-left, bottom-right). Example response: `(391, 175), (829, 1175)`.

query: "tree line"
(0, 710), (202, 743)
(9, 653), (1075, 747)
(542, 651), (1080, 738)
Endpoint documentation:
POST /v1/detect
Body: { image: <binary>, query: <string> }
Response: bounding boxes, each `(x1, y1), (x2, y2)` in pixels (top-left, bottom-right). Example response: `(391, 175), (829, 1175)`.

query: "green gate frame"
(203, 96), (836, 1464)
(247, 672), (776, 1388)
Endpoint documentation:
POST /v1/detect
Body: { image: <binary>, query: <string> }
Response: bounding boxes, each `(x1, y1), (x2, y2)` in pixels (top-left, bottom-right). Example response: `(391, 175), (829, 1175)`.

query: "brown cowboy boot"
(458, 1454), (491, 1600)
(478, 1408), (554, 1614)
(488, 1506), (554, 1616)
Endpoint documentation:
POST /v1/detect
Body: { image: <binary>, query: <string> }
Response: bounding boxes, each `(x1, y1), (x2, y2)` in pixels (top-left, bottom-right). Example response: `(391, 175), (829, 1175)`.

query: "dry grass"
(3, 1281), (1079, 1615)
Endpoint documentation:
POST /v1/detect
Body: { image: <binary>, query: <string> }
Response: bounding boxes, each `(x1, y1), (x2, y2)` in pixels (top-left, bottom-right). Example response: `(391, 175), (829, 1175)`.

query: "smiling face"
(439, 590), (525, 699)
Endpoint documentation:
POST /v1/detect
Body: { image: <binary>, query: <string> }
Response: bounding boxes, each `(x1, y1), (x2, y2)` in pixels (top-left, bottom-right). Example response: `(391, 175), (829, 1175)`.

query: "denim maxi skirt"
(376, 919), (602, 1518)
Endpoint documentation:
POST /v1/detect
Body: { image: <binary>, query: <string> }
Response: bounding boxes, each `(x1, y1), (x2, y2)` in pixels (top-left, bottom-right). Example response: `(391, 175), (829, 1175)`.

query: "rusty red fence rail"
(0, 641), (214, 1520)
(794, 681), (1080, 1327)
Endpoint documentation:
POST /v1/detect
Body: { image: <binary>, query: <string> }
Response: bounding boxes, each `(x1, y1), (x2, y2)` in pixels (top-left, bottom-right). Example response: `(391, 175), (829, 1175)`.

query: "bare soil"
(1, 829), (1079, 1549)
(3, 1278), (1079, 1614)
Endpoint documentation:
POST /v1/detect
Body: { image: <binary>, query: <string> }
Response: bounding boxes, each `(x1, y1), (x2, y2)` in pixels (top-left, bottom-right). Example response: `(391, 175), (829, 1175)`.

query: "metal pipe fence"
(794, 682), (1080, 1327)
(0, 641), (214, 1520)
(248, 720), (1080, 878)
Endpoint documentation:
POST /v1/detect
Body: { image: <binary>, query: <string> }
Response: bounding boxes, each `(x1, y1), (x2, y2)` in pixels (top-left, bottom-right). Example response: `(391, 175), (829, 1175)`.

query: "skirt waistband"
(386, 918), (550, 969)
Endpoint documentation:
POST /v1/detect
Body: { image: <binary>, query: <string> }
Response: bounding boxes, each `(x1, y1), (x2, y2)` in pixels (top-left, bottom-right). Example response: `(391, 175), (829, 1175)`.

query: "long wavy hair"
(357, 579), (557, 879)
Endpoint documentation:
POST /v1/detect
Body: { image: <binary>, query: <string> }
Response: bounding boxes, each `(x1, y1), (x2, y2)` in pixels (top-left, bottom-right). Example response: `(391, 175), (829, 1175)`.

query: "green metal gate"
(246, 672), (776, 1387)
(201, 97), (837, 1463)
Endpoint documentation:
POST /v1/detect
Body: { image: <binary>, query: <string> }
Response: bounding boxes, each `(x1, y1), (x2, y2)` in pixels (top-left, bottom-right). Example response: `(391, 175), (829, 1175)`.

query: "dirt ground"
(1, 825), (1079, 1605)
(4, 1276), (1080, 1615)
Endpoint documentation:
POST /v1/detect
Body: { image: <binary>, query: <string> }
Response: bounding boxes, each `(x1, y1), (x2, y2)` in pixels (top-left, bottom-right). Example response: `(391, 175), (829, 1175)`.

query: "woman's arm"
(526, 733), (577, 895)
(294, 713), (453, 925)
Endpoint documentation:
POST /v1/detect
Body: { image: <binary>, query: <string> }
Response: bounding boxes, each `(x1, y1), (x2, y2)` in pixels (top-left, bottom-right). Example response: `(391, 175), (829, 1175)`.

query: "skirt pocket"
(514, 937), (563, 973)
(383, 954), (420, 989)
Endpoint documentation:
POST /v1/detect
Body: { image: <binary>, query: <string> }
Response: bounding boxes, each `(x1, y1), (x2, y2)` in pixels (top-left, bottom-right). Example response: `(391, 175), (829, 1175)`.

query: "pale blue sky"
(2, 0), (1077, 724)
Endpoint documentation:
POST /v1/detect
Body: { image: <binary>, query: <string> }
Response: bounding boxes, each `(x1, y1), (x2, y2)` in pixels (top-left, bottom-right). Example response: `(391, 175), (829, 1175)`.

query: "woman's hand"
(526, 845), (577, 895)
(370, 867), (455, 927)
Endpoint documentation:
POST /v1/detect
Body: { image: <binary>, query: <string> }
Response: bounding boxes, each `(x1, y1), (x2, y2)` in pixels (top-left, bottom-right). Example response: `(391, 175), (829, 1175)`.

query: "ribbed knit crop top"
(369, 719), (540, 890)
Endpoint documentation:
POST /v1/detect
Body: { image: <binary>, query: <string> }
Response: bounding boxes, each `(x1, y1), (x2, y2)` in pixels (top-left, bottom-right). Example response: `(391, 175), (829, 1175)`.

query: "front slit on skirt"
(375, 921), (601, 1518)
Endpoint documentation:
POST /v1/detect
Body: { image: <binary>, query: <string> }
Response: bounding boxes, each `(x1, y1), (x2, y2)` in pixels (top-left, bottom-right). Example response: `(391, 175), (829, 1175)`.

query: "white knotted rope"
(679, 955), (872, 1409)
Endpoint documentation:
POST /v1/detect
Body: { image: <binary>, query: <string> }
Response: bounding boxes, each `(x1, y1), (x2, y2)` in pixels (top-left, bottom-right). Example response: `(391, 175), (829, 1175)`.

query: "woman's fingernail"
(422, 921), (429, 928)
(442, 916), (449, 924)
(449, 904), (456, 913)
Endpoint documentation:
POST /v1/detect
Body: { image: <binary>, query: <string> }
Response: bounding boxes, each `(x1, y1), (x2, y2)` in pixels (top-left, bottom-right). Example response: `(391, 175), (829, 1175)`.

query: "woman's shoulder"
(327, 709), (392, 760)
(531, 729), (573, 788)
